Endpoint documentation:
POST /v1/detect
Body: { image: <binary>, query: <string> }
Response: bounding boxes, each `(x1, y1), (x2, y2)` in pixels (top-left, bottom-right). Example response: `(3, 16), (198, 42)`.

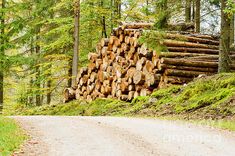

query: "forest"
(0, 0), (235, 113)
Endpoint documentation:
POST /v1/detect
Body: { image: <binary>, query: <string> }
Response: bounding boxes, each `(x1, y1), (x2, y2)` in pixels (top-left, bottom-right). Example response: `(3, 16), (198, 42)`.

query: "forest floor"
(12, 116), (235, 156)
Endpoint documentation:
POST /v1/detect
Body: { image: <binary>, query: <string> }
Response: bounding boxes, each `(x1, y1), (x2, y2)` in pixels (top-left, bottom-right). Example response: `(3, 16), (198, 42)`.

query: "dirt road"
(13, 116), (235, 156)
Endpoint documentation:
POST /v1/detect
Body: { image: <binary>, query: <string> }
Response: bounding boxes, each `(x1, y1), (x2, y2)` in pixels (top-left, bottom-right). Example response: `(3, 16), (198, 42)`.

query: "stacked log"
(63, 22), (235, 103)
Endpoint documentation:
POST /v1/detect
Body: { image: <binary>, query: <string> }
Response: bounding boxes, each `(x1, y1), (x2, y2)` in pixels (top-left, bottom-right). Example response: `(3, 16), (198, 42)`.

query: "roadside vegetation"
(6, 73), (235, 131)
(0, 117), (27, 156)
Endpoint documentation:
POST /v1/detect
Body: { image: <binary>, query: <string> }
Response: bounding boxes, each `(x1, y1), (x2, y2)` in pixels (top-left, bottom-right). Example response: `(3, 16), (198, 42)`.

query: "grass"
(5, 73), (235, 131)
(0, 117), (27, 156)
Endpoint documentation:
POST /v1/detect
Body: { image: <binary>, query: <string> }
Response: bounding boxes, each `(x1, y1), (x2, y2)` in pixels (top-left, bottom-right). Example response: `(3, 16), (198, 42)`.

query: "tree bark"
(185, 0), (191, 22)
(230, 15), (234, 48)
(0, 0), (5, 112)
(195, 0), (200, 33)
(72, 0), (80, 87)
(218, 0), (231, 73)
(101, 0), (107, 38)
(35, 26), (41, 106)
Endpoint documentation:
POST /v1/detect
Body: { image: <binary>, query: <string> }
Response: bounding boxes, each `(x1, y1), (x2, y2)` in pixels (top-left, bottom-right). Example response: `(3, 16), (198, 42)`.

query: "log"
(119, 34), (125, 42)
(165, 69), (213, 78)
(128, 91), (135, 101)
(95, 80), (102, 91)
(120, 78), (129, 92)
(139, 43), (148, 55)
(101, 38), (109, 47)
(120, 22), (154, 30)
(166, 33), (219, 45)
(144, 60), (154, 73)
(134, 91), (139, 98)
(133, 71), (145, 85)
(63, 88), (76, 103)
(159, 52), (209, 58)
(88, 63), (96, 74)
(88, 53), (99, 63)
(125, 36), (130, 44)
(98, 71), (110, 82)
(161, 58), (218, 68)
(145, 73), (161, 87)
(163, 76), (193, 84)
(136, 57), (146, 71)
(159, 64), (218, 72)
(140, 88), (149, 96)
(167, 47), (219, 54)
(121, 94), (129, 101)
(162, 39), (219, 49)
(128, 85), (135, 91)
(95, 59), (103, 68)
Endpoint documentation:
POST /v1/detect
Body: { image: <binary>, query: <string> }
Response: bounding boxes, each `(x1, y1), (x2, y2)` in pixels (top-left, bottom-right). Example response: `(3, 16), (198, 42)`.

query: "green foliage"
(224, 0), (235, 17)
(0, 117), (27, 156)
(139, 31), (168, 53)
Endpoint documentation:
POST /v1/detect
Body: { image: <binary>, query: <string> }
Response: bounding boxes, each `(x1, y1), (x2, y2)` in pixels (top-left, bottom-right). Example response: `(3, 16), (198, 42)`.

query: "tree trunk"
(72, 0), (80, 87)
(0, 0), (5, 112)
(195, 0), (200, 33)
(218, 0), (231, 73)
(100, 0), (107, 38)
(110, 0), (114, 30)
(35, 26), (41, 106)
(185, 0), (191, 22)
(68, 59), (72, 87)
(230, 15), (234, 48)
(28, 37), (34, 105)
(46, 68), (52, 104)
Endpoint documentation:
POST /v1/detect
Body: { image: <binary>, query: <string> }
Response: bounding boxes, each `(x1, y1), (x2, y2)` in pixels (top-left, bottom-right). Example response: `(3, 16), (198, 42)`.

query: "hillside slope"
(11, 73), (235, 125)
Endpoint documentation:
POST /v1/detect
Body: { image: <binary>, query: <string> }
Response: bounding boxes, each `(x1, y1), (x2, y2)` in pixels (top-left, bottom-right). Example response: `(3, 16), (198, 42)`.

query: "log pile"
(63, 22), (235, 103)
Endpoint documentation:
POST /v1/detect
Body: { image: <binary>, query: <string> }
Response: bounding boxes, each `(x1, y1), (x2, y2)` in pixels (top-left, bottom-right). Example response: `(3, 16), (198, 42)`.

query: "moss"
(7, 73), (235, 123)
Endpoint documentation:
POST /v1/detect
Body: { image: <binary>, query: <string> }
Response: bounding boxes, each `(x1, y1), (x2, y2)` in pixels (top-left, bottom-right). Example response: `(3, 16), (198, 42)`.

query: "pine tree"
(72, 0), (80, 87)
(0, 0), (5, 112)
(195, 0), (200, 32)
(219, 0), (231, 73)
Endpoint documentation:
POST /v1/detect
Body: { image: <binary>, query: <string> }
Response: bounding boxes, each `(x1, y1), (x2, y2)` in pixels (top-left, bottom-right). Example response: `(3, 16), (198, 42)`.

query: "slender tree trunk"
(118, 0), (121, 19)
(0, 0), (5, 112)
(230, 15), (234, 48)
(192, 0), (195, 21)
(35, 27), (41, 106)
(114, 0), (121, 24)
(100, 0), (107, 38)
(28, 37), (34, 105)
(68, 58), (72, 87)
(195, 0), (200, 33)
(102, 16), (107, 38)
(47, 77), (51, 104)
(72, 0), (80, 87)
(218, 0), (231, 73)
(110, 0), (114, 31)
(185, 0), (191, 22)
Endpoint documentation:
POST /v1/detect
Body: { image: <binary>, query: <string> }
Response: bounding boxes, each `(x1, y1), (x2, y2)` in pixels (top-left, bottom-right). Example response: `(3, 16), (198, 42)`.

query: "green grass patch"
(0, 117), (27, 156)
(5, 73), (235, 131)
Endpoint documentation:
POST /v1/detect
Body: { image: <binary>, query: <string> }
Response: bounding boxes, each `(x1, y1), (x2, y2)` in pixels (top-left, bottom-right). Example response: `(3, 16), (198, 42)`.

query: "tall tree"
(0, 0), (5, 112)
(72, 0), (80, 87)
(219, 0), (231, 73)
(101, 0), (107, 38)
(195, 0), (200, 32)
(185, 0), (191, 22)
(230, 15), (234, 47)
(35, 26), (41, 106)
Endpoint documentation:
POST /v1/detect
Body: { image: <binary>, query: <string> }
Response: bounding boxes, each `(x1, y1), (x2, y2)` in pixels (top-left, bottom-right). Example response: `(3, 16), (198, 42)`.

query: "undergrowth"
(6, 73), (235, 126)
(0, 117), (27, 156)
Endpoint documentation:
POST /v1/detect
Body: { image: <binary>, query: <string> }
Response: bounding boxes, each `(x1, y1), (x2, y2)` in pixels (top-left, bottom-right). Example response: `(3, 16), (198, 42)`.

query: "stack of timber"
(63, 22), (235, 103)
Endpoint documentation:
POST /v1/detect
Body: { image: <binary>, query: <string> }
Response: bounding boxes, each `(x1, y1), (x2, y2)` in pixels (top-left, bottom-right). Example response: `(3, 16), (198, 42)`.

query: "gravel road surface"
(13, 116), (235, 156)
